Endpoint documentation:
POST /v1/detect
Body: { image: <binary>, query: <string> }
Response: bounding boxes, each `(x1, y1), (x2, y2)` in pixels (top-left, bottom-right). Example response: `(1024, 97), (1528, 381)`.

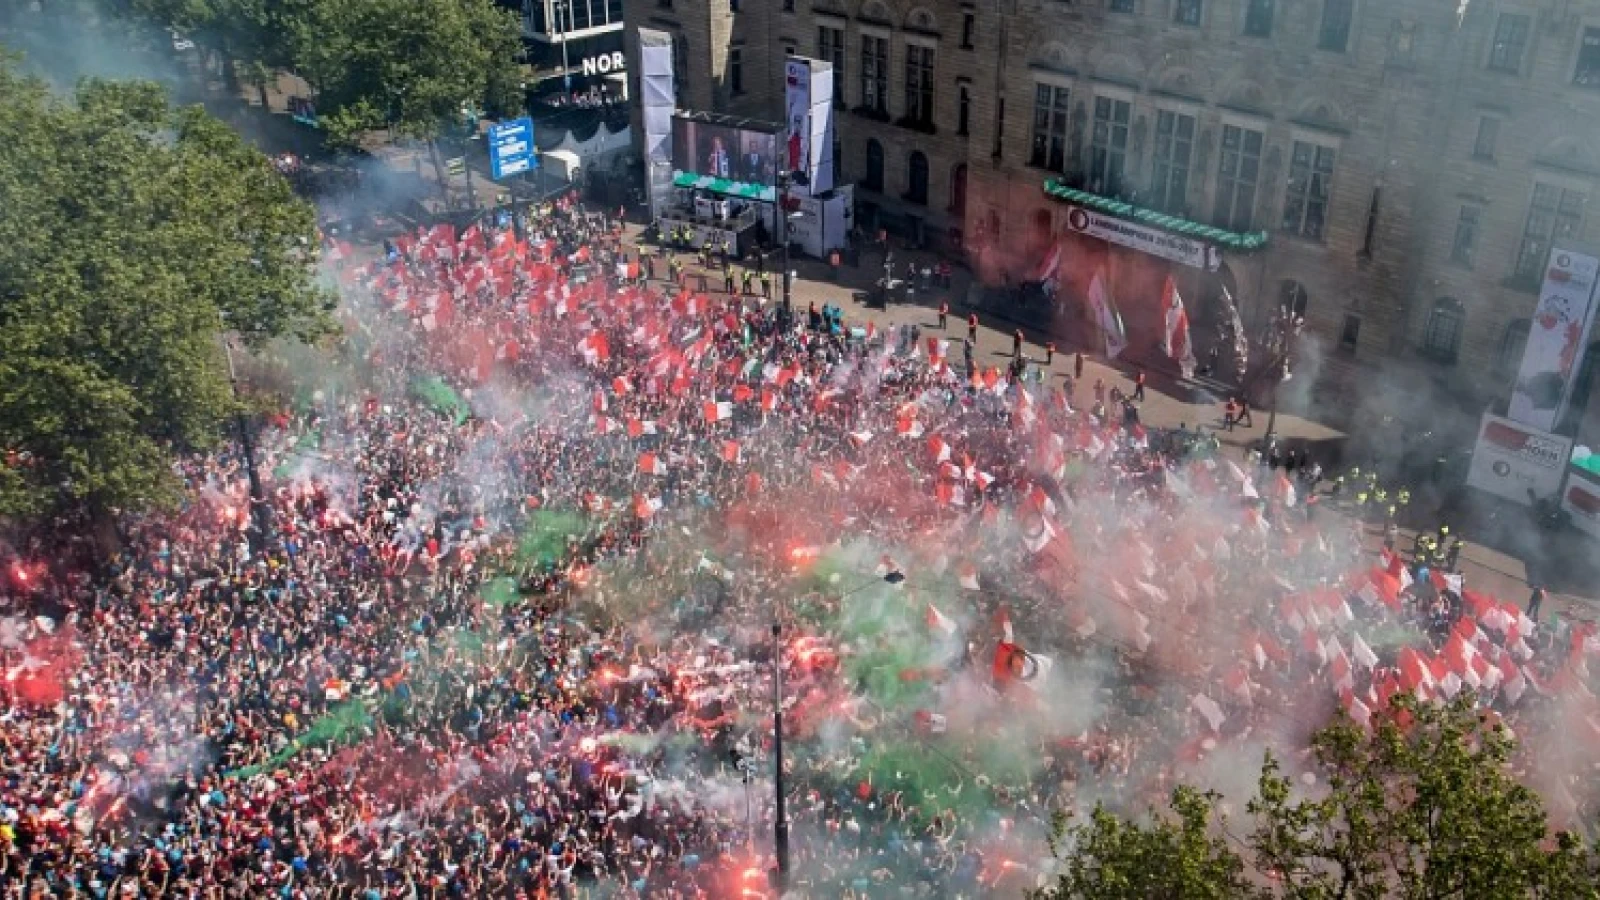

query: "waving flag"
(1087, 269), (1127, 359)
(1159, 276), (1197, 378)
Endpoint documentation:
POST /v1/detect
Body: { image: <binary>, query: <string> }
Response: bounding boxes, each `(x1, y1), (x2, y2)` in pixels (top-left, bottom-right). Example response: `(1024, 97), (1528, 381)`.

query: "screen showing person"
(703, 130), (732, 179)
(739, 131), (776, 185)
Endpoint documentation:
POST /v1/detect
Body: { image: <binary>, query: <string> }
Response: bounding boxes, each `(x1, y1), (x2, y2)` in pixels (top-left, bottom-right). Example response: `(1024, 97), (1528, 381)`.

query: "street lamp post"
(555, 0), (573, 97)
(218, 325), (272, 705)
(771, 622), (790, 893)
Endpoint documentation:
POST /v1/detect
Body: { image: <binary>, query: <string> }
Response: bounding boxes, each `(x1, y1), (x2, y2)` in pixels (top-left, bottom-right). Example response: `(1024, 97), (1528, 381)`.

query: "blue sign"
(488, 117), (536, 180)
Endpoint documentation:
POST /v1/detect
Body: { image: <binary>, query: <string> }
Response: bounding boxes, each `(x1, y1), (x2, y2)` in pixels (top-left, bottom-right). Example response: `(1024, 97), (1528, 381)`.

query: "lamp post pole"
(777, 172), (793, 322)
(557, 0), (573, 97)
(218, 324), (271, 706)
(771, 622), (789, 893)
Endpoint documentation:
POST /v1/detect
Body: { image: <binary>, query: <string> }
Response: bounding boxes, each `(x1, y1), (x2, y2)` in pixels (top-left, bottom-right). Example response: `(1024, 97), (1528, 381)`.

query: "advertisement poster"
(807, 61), (835, 192)
(784, 59), (811, 178)
(1063, 205), (1219, 270)
(1563, 464), (1600, 539)
(1507, 247), (1600, 432)
(1465, 413), (1573, 506)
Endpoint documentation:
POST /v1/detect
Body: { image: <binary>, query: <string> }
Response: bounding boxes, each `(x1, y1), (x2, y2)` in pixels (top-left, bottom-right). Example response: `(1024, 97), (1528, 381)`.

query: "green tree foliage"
(0, 62), (331, 517)
(1032, 785), (1263, 900)
(1249, 695), (1597, 900)
(1036, 697), (1598, 900)
(286, 0), (524, 147)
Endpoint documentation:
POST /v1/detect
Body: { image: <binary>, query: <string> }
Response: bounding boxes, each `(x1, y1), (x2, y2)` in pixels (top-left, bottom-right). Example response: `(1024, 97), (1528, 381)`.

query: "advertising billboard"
(1062, 204), (1220, 270)
(783, 57), (836, 192)
(671, 117), (778, 189)
(488, 117), (536, 180)
(784, 59), (810, 178)
(1507, 247), (1600, 432)
(1465, 412), (1573, 506)
(1562, 463), (1600, 539)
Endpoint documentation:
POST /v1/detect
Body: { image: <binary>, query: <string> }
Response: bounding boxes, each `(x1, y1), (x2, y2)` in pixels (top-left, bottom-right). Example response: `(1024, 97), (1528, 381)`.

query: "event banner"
(807, 60), (835, 193)
(1465, 412), (1573, 506)
(1507, 246), (1600, 432)
(1062, 205), (1219, 270)
(1563, 463), (1600, 539)
(784, 58), (810, 179)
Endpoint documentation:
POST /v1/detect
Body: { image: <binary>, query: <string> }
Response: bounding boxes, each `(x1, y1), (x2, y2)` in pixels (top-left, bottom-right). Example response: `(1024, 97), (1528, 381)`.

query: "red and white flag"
(633, 493), (663, 519)
(721, 440), (742, 463)
(626, 418), (657, 438)
(612, 376), (633, 395)
(958, 563), (981, 591)
(928, 436), (952, 464)
(926, 603), (958, 637)
(637, 453), (665, 476)
(702, 401), (733, 423)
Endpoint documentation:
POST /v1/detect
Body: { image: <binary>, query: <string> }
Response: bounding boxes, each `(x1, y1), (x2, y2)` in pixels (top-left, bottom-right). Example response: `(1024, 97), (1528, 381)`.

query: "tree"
(124, 0), (319, 104)
(0, 62), (332, 518)
(293, 0), (523, 150)
(1032, 786), (1265, 900)
(1248, 695), (1598, 900)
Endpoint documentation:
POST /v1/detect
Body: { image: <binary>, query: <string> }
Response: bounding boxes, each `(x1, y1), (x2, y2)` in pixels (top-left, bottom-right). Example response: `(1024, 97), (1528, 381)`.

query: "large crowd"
(2, 195), (1598, 899)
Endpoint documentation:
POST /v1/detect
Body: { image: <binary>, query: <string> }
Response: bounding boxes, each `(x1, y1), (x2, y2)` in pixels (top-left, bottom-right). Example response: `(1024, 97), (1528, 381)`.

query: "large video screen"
(672, 117), (778, 188)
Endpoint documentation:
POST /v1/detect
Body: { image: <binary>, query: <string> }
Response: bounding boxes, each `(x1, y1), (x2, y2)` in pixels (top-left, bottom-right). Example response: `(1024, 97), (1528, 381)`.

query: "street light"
(771, 622), (789, 893)
(553, 0), (573, 97)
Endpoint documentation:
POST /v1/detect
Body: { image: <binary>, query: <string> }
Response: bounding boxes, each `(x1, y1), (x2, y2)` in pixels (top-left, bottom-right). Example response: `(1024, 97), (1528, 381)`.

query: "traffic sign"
(488, 117), (536, 180)
(445, 156), (467, 176)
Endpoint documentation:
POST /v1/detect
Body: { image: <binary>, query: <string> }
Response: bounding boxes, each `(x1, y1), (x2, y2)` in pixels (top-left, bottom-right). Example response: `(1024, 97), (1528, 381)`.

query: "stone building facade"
(627, 0), (1600, 427)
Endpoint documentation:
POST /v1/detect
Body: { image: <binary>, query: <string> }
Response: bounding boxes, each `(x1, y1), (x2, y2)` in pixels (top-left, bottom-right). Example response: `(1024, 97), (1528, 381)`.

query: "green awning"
(673, 170), (777, 202)
(1043, 178), (1270, 252)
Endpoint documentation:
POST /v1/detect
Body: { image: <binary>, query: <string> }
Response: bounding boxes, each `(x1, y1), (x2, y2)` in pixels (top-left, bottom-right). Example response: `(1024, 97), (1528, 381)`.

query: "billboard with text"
(1507, 247), (1600, 432)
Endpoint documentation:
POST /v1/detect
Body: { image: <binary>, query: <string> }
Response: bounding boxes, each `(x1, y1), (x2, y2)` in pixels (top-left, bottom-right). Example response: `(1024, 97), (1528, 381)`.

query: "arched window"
(1423, 297), (1465, 362)
(1496, 318), (1530, 375)
(1279, 279), (1309, 318)
(864, 139), (884, 191)
(907, 151), (929, 204)
(949, 163), (968, 216)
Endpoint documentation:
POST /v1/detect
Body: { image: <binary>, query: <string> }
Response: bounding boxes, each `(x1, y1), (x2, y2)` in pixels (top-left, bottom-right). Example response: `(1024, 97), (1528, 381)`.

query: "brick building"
(627, 0), (1600, 432)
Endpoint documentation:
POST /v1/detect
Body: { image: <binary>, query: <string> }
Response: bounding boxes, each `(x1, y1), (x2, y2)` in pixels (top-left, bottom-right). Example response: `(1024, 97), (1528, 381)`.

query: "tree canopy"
(0, 61), (332, 518)
(1034, 697), (1599, 900)
(294, 0), (524, 146)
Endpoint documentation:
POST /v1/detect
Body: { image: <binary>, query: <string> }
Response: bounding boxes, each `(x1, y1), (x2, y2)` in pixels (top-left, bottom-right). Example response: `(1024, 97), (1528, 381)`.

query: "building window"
(729, 47), (744, 95)
(1576, 27), (1600, 87)
(907, 151), (929, 204)
(958, 84), (971, 135)
(1340, 314), (1360, 352)
(658, 0), (672, 8)
(673, 33), (688, 101)
(1423, 297), (1464, 362)
(1496, 319), (1530, 374)
(1451, 205), (1480, 267)
(833, 136), (843, 181)
(1088, 96), (1131, 195)
(1243, 0), (1273, 37)
(961, 13), (975, 48)
(861, 35), (889, 114)
(1213, 124), (1263, 233)
(783, 0), (794, 9)
(1488, 13), (1529, 73)
(1281, 140), (1335, 240)
(1174, 0), (1202, 26)
(1029, 84), (1069, 171)
(1317, 0), (1352, 52)
(1360, 186), (1381, 257)
(951, 163), (968, 215)
(865, 139), (884, 190)
(1150, 109), (1194, 214)
(1515, 183), (1586, 281)
(818, 26), (845, 105)
(730, 0), (738, 12)
(904, 44), (935, 127)
(1472, 116), (1498, 161)
(1109, 0), (1135, 12)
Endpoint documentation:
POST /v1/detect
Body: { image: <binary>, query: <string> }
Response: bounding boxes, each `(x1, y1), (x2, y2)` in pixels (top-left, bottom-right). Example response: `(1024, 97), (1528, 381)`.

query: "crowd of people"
(2, 194), (1597, 899)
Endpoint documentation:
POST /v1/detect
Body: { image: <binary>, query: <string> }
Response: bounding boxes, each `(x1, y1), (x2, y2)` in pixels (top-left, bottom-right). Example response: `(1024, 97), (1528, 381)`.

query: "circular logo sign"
(1558, 253), (1571, 269)
(1067, 208), (1091, 233)
(1492, 461), (1512, 477)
